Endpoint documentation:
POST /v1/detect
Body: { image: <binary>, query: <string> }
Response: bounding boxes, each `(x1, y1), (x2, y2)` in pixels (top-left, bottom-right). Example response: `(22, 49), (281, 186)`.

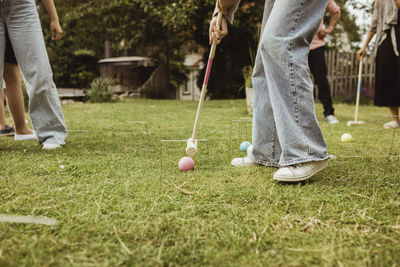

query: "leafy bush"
(169, 52), (189, 96)
(242, 65), (253, 88)
(87, 78), (116, 103)
(69, 50), (99, 89)
(46, 35), (99, 89)
(335, 82), (374, 105)
(242, 44), (256, 89)
(198, 25), (256, 99)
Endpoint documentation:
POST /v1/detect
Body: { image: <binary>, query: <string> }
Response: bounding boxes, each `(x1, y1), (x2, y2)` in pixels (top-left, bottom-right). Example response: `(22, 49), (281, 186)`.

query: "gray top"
(370, 0), (399, 56)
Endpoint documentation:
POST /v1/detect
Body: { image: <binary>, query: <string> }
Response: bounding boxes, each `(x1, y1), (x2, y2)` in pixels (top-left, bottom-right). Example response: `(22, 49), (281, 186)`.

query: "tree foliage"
(38, 0), (362, 98)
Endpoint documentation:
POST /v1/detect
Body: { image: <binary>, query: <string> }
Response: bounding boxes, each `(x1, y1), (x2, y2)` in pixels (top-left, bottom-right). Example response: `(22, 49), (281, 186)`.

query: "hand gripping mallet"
(186, 12), (223, 157)
(347, 57), (365, 126)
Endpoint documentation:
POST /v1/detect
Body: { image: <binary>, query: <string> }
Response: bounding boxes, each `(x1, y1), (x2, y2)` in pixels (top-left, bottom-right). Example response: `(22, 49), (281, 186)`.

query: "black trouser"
(308, 46), (334, 117)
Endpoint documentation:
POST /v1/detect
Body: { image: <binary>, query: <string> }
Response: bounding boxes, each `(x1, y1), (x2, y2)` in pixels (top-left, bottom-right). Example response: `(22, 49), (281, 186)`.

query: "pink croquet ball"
(178, 157), (195, 171)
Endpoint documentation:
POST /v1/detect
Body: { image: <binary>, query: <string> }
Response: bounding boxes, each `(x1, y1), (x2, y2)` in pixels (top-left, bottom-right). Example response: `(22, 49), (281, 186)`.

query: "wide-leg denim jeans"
(0, 0), (67, 145)
(249, 0), (329, 167)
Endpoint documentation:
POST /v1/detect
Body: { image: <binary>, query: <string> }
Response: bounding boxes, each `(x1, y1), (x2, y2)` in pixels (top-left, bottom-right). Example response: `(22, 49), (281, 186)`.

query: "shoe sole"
(273, 160), (329, 182)
(231, 161), (255, 167)
(43, 145), (62, 150)
(0, 133), (15, 136)
(15, 136), (37, 141)
(43, 147), (61, 150)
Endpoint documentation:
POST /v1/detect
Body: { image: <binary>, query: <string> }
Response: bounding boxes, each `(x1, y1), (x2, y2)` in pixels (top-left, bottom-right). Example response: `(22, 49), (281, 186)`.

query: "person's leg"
(259, 0), (329, 181)
(249, 0), (281, 167)
(3, 25), (33, 137)
(383, 106), (400, 128)
(0, 14), (8, 133)
(7, 0), (67, 146)
(383, 107), (400, 128)
(3, 63), (33, 135)
(389, 107), (399, 122)
(259, 0), (328, 166)
(308, 46), (336, 120)
(231, 0), (281, 167)
(375, 23), (400, 128)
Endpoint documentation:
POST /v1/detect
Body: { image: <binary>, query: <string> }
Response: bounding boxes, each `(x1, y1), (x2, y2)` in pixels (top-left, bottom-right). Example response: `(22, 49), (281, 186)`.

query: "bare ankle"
(15, 128), (33, 135)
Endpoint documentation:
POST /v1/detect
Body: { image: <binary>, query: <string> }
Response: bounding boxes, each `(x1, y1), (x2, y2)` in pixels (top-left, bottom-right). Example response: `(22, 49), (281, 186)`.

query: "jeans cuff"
(278, 155), (330, 167)
(248, 153), (280, 168)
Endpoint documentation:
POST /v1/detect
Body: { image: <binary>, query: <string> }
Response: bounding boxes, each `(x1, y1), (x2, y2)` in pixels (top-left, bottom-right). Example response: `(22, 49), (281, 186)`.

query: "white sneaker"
(231, 156), (257, 167)
(383, 121), (399, 129)
(43, 143), (62, 150)
(325, 115), (339, 124)
(273, 160), (328, 182)
(231, 144), (257, 167)
(14, 132), (36, 141)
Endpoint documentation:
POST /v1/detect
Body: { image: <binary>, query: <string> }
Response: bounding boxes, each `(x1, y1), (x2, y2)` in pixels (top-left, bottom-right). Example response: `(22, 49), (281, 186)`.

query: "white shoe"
(383, 121), (399, 129)
(231, 144), (257, 167)
(246, 144), (253, 155)
(43, 143), (62, 150)
(14, 132), (36, 141)
(231, 156), (257, 167)
(273, 160), (328, 182)
(325, 115), (339, 124)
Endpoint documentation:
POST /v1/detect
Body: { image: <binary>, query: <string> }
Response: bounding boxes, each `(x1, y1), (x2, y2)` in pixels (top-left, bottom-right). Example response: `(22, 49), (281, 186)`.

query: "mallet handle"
(354, 58), (363, 122)
(191, 12), (223, 141)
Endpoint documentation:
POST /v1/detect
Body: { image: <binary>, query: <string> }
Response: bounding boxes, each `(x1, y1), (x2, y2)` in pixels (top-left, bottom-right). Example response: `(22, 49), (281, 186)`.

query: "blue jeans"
(249, 0), (329, 167)
(0, 0), (67, 145)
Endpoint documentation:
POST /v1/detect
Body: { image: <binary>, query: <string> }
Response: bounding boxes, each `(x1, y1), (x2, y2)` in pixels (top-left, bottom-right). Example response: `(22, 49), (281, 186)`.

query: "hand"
(357, 48), (366, 60)
(317, 27), (332, 39)
(317, 29), (328, 39)
(209, 16), (228, 45)
(50, 20), (63, 41)
(397, 0), (400, 9)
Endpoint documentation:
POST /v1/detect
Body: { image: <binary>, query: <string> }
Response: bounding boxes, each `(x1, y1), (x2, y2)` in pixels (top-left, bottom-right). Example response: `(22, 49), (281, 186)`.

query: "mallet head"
(347, 120), (365, 126)
(186, 138), (198, 157)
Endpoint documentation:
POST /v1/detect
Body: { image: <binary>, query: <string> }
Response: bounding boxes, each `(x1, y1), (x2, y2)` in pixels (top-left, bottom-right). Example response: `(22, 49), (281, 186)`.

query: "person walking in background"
(358, 0), (400, 129)
(309, 0), (340, 124)
(0, 0), (67, 149)
(0, 29), (36, 140)
(212, 0), (330, 182)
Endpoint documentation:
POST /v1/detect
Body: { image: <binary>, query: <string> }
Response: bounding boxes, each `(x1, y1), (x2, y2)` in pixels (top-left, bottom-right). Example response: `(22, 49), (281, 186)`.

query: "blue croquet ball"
(240, 141), (251, 152)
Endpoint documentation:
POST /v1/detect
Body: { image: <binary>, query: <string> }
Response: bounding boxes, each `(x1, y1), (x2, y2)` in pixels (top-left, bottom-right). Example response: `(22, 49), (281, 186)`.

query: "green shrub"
(242, 65), (253, 88)
(87, 78), (116, 103)
(46, 35), (99, 89)
(198, 27), (256, 99)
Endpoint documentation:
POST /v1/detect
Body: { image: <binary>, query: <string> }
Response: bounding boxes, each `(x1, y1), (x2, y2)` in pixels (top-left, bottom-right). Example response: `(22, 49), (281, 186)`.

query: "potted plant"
(243, 65), (254, 115)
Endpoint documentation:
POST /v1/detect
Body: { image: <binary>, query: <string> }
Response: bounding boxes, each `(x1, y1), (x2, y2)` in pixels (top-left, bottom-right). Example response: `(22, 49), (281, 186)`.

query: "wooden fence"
(324, 51), (375, 101)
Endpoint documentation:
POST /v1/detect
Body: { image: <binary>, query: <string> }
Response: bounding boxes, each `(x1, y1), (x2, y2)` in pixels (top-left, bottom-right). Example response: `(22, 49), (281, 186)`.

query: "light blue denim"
(0, 0), (67, 145)
(249, 0), (329, 167)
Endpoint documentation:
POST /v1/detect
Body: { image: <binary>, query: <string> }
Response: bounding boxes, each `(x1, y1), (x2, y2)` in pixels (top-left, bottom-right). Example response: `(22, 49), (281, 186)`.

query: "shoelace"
(289, 164), (303, 169)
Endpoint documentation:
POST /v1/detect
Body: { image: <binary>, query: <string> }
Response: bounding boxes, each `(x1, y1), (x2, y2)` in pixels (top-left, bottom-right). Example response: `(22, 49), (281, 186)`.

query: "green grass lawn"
(0, 99), (399, 266)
